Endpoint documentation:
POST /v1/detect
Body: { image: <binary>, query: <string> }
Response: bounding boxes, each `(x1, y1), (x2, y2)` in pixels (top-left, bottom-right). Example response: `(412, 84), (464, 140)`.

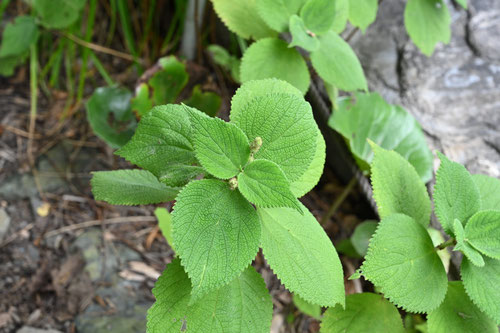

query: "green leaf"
(289, 131), (326, 197)
(258, 204), (344, 307)
(293, 294), (321, 319)
(91, 170), (179, 205)
(207, 44), (240, 82)
(331, 0), (349, 33)
(147, 258), (272, 333)
(86, 86), (136, 149)
(238, 159), (301, 211)
(328, 92), (433, 182)
(404, 0), (451, 56)
(256, 0), (306, 33)
(116, 104), (202, 187)
(131, 83), (153, 117)
(0, 54), (27, 77)
(347, 0), (378, 33)
(289, 15), (320, 52)
(453, 219), (485, 267)
(351, 220), (377, 257)
(361, 213), (448, 313)
(183, 85), (221, 117)
(211, 0), (276, 39)
(461, 256), (500, 324)
(172, 180), (260, 301)
(465, 210), (500, 260)
(240, 38), (310, 94)
(311, 31), (367, 92)
(427, 227), (451, 273)
(300, 0), (336, 35)
(428, 281), (497, 333)
(369, 143), (432, 227)
(433, 152), (481, 235)
(455, 0), (467, 9)
(191, 115), (250, 179)
(320, 293), (405, 333)
(154, 208), (174, 251)
(0, 16), (39, 58)
(472, 174), (500, 210)
(231, 93), (318, 182)
(33, 0), (86, 29)
(149, 56), (189, 105)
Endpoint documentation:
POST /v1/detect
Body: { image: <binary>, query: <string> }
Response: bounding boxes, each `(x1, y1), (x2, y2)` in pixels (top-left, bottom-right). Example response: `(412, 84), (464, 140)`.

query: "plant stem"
(117, 0), (142, 73)
(436, 238), (456, 250)
(77, 0), (98, 103)
(320, 176), (358, 225)
(89, 51), (114, 86)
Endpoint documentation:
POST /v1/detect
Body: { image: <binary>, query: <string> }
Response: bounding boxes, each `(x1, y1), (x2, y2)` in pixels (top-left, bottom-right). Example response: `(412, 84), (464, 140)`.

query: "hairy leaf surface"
(289, 15), (320, 52)
(147, 259), (272, 333)
(258, 205), (344, 307)
(300, 0), (336, 35)
(361, 214), (447, 313)
(91, 170), (179, 205)
(453, 219), (484, 267)
(370, 143), (432, 227)
(256, 0), (305, 32)
(172, 180), (260, 301)
(321, 293), (405, 333)
(465, 210), (500, 259)
(472, 174), (500, 210)
(347, 0), (378, 32)
(240, 38), (310, 94)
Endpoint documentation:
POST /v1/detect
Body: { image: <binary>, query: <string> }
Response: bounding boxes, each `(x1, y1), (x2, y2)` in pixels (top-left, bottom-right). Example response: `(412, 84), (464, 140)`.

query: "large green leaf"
(361, 213), (448, 313)
(183, 85), (221, 117)
(331, 0), (349, 33)
(347, 0), (378, 33)
(210, 0), (276, 39)
(321, 293), (405, 333)
(0, 54), (27, 76)
(351, 220), (378, 257)
(258, 204), (344, 307)
(404, 0), (451, 56)
(238, 159), (301, 211)
(86, 86), (136, 149)
(154, 208), (174, 251)
(116, 105), (203, 187)
(172, 180), (260, 301)
(240, 38), (310, 94)
(433, 152), (481, 235)
(428, 281), (497, 333)
(231, 93), (318, 182)
(328, 92), (433, 182)
(191, 115), (250, 179)
(289, 15), (320, 52)
(453, 219), (485, 267)
(461, 257), (500, 324)
(472, 174), (500, 210)
(465, 210), (500, 260)
(0, 16), (39, 58)
(149, 56), (189, 106)
(311, 31), (367, 92)
(300, 0), (336, 35)
(91, 170), (178, 205)
(147, 259), (272, 333)
(293, 294), (321, 319)
(256, 0), (305, 32)
(33, 0), (87, 29)
(369, 143), (432, 227)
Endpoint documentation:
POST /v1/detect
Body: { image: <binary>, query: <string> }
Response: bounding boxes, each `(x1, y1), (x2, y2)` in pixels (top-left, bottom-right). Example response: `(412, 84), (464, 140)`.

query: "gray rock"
(0, 207), (11, 241)
(16, 327), (62, 333)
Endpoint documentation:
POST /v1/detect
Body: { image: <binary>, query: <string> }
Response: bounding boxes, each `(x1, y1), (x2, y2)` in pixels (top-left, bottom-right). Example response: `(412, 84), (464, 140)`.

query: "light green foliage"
(351, 220), (377, 257)
(91, 170), (179, 205)
(321, 293), (405, 333)
(347, 0), (378, 32)
(238, 159), (301, 211)
(300, 0), (336, 35)
(191, 115), (250, 179)
(427, 281), (497, 333)
(183, 85), (221, 117)
(461, 257), (500, 324)
(369, 143), (432, 227)
(433, 152), (481, 235)
(289, 15), (320, 52)
(172, 180), (260, 301)
(331, 0), (349, 33)
(231, 93), (318, 182)
(427, 227), (451, 273)
(293, 294), (321, 319)
(86, 86), (137, 149)
(455, 0), (467, 9)
(116, 105), (202, 187)
(33, 0), (86, 29)
(210, 0), (276, 39)
(241, 38), (310, 94)
(453, 219), (485, 267)
(289, 131), (325, 197)
(207, 45), (241, 82)
(0, 54), (26, 76)
(147, 259), (272, 333)
(361, 214), (448, 313)
(130, 83), (153, 116)
(258, 204), (344, 307)
(465, 210), (500, 259)
(311, 31), (367, 92)
(256, 0), (305, 32)
(154, 208), (174, 251)
(149, 56), (189, 106)
(0, 16), (38, 58)
(329, 93), (433, 182)
(404, 0), (451, 56)
(472, 174), (500, 210)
